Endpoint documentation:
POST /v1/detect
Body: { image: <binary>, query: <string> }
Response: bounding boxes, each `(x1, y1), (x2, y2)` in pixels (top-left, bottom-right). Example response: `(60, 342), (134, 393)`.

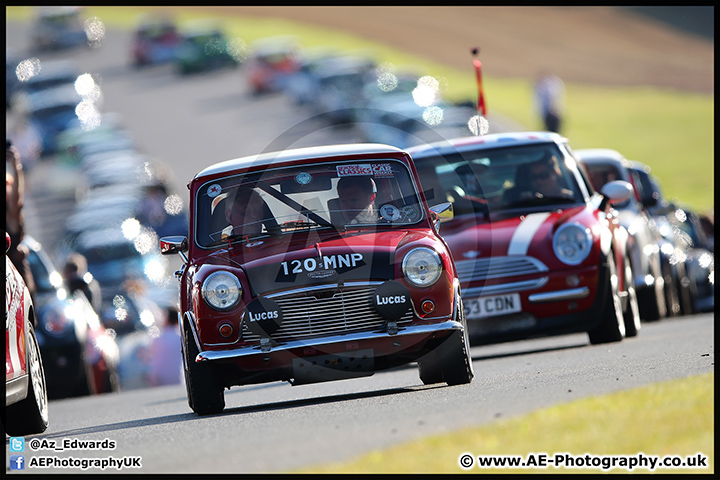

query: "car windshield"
(195, 158), (423, 248)
(413, 143), (584, 217)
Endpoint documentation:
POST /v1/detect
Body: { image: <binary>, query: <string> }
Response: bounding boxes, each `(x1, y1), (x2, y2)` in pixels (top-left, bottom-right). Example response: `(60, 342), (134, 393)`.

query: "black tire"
(182, 322), (225, 416)
(622, 255), (641, 338)
(418, 348), (444, 385)
(675, 263), (695, 316)
(439, 329), (474, 386)
(637, 285), (663, 321)
(588, 253), (625, 345)
(662, 261), (680, 317)
(101, 362), (121, 393)
(5, 324), (49, 436)
(637, 257), (667, 321)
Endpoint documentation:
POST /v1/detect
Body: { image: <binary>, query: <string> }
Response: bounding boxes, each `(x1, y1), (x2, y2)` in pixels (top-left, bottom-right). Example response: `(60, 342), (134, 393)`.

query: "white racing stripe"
(507, 212), (551, 256)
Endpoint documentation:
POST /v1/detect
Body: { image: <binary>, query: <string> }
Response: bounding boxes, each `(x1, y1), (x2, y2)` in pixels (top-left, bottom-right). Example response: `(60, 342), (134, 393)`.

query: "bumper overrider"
(185, 280), (465, 386)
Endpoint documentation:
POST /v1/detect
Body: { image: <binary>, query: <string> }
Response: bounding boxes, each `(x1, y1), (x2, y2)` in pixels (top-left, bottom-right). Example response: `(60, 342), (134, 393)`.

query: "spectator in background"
(534, 71), (565, 133)
(62, 252), (103, 313)
(148, 306), (183, 387)
(8, 118), (43, 171)
(6, 139), (36, 305)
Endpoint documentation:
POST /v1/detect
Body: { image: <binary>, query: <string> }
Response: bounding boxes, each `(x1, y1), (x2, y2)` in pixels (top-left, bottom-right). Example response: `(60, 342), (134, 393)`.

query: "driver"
(337, 175), (377, 224)
(529, 154), (573, 198)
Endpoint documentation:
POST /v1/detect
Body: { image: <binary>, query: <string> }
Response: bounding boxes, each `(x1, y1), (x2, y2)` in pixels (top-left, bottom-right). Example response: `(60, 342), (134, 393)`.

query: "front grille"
(241, 284), (414, 344)
(455, 256), (548, 284)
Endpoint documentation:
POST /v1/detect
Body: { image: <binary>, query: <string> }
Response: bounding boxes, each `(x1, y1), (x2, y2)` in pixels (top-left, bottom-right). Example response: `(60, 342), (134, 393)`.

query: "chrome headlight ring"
(402, 247), (443, 287)
(201, 271), (242, 311)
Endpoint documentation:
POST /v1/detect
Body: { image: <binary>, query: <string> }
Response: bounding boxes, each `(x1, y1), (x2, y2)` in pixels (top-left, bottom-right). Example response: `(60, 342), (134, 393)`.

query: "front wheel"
(588, 253), (625, 345)
(182, 322), (225, 415)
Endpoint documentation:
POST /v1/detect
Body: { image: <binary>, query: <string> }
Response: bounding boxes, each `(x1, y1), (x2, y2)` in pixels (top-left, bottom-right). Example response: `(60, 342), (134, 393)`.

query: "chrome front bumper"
(196, 320), (463, 362)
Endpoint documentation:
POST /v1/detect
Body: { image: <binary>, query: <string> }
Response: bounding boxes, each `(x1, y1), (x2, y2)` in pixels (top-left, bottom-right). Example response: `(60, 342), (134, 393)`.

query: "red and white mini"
(408, 132), (641, 345)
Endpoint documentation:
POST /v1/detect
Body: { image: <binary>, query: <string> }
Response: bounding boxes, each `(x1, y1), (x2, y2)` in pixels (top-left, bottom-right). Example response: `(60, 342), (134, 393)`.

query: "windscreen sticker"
(371, 163), (394, 178)
(336, 164), (395, 178)
(295, 172), (312, 185)
(207, 184), (223, 197)
(402, 205), (419, 220)
(337, 164), (372, 177)
(379, 204), (401, 221)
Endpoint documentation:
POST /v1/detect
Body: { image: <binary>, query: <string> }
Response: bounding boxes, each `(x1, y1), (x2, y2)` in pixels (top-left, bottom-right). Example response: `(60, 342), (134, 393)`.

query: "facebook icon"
(10, 455), (25, 470)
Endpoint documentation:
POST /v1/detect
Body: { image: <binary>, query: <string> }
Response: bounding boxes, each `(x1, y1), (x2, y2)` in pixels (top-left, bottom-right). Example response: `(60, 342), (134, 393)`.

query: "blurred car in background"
(284, 46), (342, 106)
(667, 206), (714, 313)
(576, 149), (668, 321)
(175, 23), (244, 75)
(6, 232), (49, 436)
(98, 283), (175, 391)
(9, 59), (80, 112)
(130, 15), (181, 67)
(408, 132), (640, 345)
(312, 55), (376, 125)
(15, 84), (82, 156)
(246, 35), (301, 94)
(362, 95), (475, 149)
(22, 235), (120, 399)
(60, 225), (165, 289)
(6, 48), (22, 108)
(55, 112), (134, 168)
(30, 6), (88, 52)
(626, 160), (694, 315)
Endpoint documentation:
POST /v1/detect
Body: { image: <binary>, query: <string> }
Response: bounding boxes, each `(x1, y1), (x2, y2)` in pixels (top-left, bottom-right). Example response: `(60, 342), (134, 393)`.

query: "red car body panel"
(6, 256), (30, 383)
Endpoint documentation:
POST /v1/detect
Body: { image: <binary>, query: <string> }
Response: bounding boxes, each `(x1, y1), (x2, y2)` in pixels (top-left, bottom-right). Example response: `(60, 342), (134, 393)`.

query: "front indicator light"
(219, 323), (234, 338)
(202, 271), (242, 310)
(402, 247), (442, 287)
(421, 300), (436, 314)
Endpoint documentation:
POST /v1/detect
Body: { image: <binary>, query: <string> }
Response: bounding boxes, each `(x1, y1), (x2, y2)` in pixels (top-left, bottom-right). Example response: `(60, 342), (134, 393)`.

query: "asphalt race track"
(5, 18), (714, 474)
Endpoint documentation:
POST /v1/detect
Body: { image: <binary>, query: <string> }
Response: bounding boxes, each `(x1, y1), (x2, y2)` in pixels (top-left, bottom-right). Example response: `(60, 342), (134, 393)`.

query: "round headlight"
(553, 223), (593, 265)
(202, 271), (242, 310)
(402, 247), (443, 287)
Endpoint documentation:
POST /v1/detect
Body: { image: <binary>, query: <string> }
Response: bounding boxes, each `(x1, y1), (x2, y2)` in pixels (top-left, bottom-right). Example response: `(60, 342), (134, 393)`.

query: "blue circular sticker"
(295, 172), (312, 185)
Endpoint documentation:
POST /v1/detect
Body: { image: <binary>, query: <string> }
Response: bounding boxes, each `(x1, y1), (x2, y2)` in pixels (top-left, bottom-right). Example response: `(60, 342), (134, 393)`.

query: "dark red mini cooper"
(161, 143), (473, 415)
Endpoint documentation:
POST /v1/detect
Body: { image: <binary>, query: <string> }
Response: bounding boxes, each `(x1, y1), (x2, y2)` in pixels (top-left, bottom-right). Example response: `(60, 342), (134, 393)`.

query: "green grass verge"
(292, 372), (714, 474)
(6, 6), (713, 212)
